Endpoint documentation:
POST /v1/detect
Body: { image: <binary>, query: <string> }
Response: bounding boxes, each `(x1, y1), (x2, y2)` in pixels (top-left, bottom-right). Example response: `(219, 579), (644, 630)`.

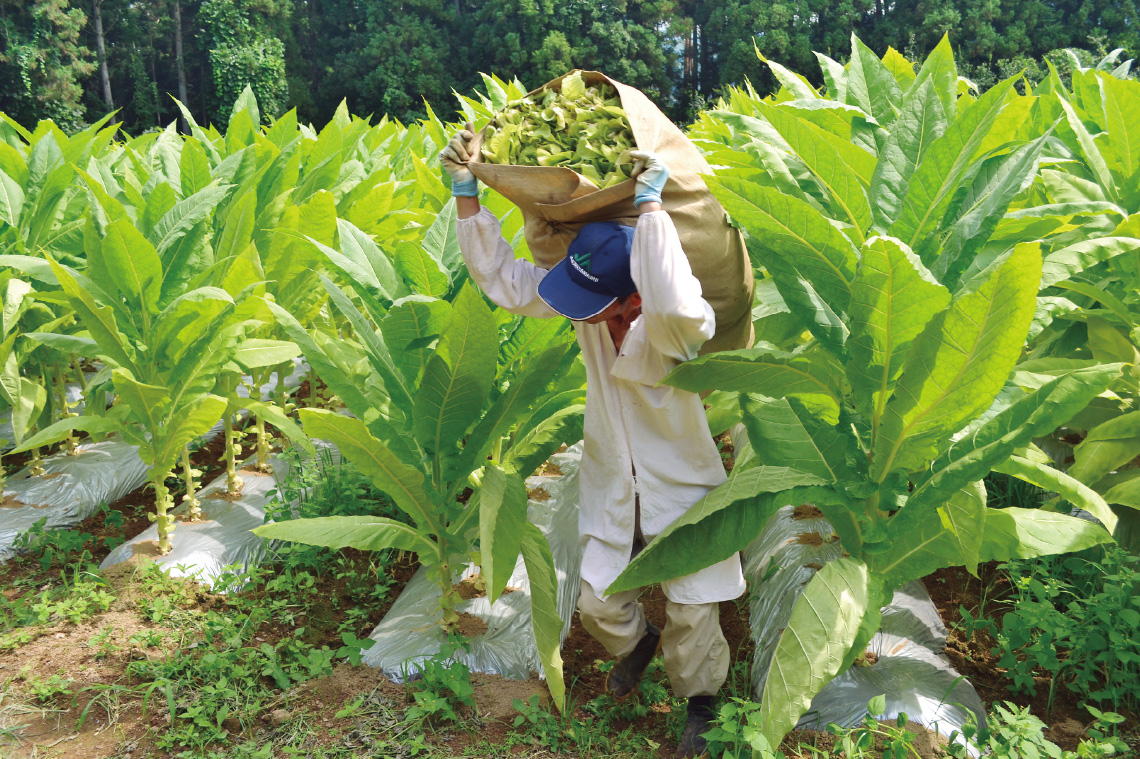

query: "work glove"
(630, 150), (669, 208)
(439, 121), (480, 197)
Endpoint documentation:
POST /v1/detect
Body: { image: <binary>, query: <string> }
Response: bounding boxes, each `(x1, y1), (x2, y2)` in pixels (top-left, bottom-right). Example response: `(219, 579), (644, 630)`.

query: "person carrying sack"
(441, 124), (745, 759)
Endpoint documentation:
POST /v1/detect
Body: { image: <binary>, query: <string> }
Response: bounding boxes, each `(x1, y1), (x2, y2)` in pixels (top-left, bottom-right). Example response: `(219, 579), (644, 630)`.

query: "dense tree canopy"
(0, 0), (1134, 133)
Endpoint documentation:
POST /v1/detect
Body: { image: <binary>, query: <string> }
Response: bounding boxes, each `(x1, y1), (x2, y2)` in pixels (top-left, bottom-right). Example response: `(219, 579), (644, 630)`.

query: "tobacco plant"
(255, 217), (586, 708)
(611, 36), (1124, 749)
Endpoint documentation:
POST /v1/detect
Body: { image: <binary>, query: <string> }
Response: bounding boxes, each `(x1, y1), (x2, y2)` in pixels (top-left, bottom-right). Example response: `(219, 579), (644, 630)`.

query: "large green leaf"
(910, 363), (1124, 509)
(180, 137), (212, 197)
(253, 516), (435, 555)
(908, 35), (957, 124)
(501, 401), (585, 479)
(321, 276), (414, 421)
(49, 258), (137, 373)
(233, 338), (300, 370)
(756, 102), (873, 235)
(479, 464), (529, 604)
(520, 522), (565, 712)
(847, 236), (950, 421)
(889, 76), (1016, 255)
(846, 34), (903, 125)
(455, 343), (569, 484)
(707, 176), (857, 316)
(740, 394), (846, 483)
(872, 242), (1040, 477)
(1069, 411), (1140, 485)
(993, 455), (1118, 532)
(935, 130), (1053, 284)
(1103, 76), (1140, 179)
(1056, 95), (1116, 202)
(607, 468), (833, 594)
(214, 190), (257, 265)
(869, 80), (947, 230)
(381, 296), (452, 387)
(101, 218), (163, 319)
(151, 183), (231, 261)
(1040, 235), (1140, 288)
(665, 345), (844, 411)
(413, 284), (497, 461)
(394, 240), (450, 298)
(979, 507), (1114, 561)
(300, 409), (439, 534)
(866, 480), (985, 583)
(11, 415), (123, 454)
(266, 299), (379, 424)
(332, 218), (404, 302)
(760, 558), (883, 747)
(0, 169), (25, 227)
(422, 200), (463, 273)
(160, 393), (228, 470)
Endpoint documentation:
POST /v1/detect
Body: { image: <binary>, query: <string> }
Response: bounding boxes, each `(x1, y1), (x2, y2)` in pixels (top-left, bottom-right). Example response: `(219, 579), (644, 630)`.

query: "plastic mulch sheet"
(99, 442), (340, 588)
(361, 443), (584, 682)
(0, 439), (150, 562)
(0, 362), (310, 564)
(744, 503), (986, 743)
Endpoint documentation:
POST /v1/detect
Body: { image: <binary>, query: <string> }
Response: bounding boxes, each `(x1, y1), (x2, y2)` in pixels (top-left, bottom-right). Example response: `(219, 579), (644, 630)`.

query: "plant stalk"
(30, 447), (45, 477)
(180, 445), (203, 521)
(151, 469), (176, 554)
(436, 548), (461, 632)
(56, 366), (78, 455)
(223, 413), (244, 495)
(252, 372), (271, 473)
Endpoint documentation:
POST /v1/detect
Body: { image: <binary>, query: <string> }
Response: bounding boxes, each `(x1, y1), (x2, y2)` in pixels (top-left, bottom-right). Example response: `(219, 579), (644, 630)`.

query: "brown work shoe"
(605, 620), (662, 700)
(674, 695), (715, 758)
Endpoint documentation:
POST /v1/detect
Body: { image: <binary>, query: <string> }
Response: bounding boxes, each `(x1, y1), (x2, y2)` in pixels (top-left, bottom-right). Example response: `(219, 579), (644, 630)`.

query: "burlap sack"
(468, 70), (753, 355)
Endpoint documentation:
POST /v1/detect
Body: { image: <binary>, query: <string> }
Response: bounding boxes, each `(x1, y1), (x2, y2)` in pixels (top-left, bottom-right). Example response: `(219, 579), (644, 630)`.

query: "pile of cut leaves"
(481, 70), (636, 188)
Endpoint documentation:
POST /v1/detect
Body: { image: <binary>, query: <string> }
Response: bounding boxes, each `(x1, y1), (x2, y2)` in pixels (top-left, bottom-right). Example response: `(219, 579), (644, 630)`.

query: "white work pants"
(577, 578), (729, 698)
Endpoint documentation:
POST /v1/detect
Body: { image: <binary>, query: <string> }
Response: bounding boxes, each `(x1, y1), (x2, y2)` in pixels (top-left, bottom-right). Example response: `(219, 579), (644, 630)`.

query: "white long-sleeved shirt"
(457, 208), (746, 604)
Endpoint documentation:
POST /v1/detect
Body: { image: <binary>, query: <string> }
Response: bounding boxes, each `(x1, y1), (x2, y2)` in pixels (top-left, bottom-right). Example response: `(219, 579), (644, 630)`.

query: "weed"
(404, 635), (476, 725)
(22, 672), (74, 704)
(989, 547), (1140, 714)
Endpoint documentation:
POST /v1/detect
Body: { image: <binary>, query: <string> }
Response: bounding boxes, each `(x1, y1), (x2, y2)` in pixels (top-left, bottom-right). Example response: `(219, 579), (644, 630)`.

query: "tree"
(0, 0), (95, 131)
(198, 0), (291, 124)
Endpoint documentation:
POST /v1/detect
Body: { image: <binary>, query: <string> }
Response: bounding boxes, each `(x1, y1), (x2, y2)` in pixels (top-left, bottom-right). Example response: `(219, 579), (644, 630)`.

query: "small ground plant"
(985, 546), (1140, 715)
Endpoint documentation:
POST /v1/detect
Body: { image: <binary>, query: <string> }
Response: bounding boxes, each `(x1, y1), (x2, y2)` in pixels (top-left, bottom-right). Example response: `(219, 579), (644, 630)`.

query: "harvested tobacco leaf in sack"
(469, 70), (753, 355)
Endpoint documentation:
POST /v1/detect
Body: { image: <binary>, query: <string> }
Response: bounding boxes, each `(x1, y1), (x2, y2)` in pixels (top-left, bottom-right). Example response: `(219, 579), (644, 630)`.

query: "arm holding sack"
(441, 124), (559, 318)
(629, 151), (715, 361)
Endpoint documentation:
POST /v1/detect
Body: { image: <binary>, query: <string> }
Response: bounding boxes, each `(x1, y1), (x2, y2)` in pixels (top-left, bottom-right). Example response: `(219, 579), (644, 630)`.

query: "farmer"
(441, 124), (744, 759)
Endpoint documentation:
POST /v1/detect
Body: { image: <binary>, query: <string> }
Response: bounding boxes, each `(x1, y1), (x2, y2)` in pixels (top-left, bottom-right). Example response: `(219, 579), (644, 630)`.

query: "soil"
(2, 470), (1138, 758)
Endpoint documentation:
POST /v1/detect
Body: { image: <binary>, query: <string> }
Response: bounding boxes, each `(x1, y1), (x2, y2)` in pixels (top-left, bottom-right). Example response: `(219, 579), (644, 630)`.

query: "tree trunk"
(92, 0), (115, 122)
(174, 0), (189, 132)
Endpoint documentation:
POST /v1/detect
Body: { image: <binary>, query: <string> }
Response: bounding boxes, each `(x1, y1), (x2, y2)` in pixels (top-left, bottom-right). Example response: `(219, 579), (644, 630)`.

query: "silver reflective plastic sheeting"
(0, 362), (308, 565)
(362, 443), (583, 682)
(0, 439), (150, 562)
(99, 441), (339, 589)
(744, 503), (986, 748)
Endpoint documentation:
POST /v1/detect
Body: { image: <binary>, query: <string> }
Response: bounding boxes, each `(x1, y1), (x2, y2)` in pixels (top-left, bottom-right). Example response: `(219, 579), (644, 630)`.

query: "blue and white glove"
(630, 150), (669, 208)
(439, 121), (480, 197)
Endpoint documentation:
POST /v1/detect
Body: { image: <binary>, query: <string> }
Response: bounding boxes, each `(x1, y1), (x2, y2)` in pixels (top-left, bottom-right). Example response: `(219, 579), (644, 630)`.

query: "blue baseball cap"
(538, 222), (637, 320)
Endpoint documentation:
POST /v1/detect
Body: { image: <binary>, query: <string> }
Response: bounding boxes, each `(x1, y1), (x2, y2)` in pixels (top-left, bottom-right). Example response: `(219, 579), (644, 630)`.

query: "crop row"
(0, 35), (1137, 744)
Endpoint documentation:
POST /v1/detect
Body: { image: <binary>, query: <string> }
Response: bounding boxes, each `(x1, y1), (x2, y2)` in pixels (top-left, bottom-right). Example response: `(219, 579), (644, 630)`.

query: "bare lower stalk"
(0, 448), (6, 493)
(56, 367), (78, 455)
(180, 445), (203, 521)
(252, 375), (271, 473)
(276, 361), (292, 415)
(150, 470), (176, 554)
(223, 414), (244, 495)
(30, 447), (45, 477)
(435, 553), (461, 632)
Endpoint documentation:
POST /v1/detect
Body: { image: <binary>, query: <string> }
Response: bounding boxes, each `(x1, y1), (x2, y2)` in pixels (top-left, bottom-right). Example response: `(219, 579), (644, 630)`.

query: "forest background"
(0, 0), (1137, 139)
